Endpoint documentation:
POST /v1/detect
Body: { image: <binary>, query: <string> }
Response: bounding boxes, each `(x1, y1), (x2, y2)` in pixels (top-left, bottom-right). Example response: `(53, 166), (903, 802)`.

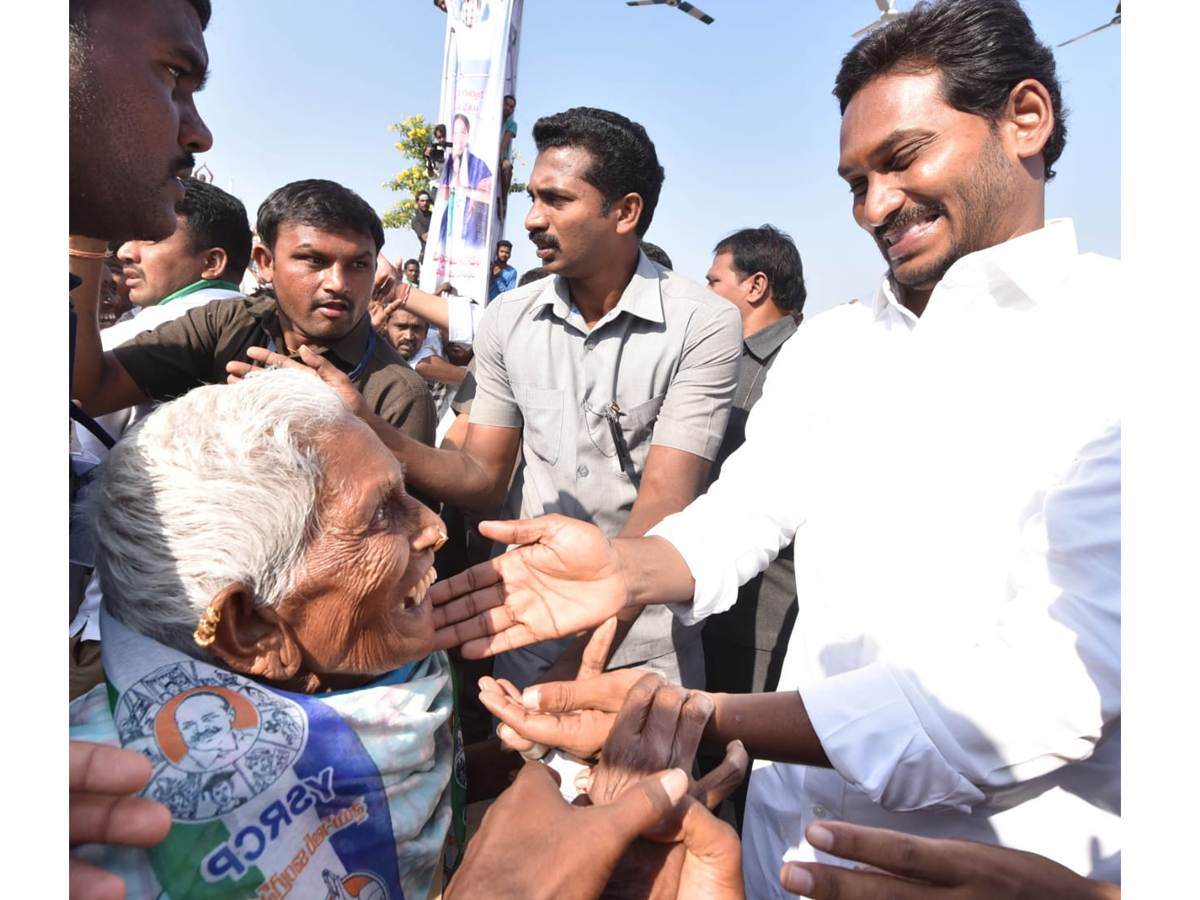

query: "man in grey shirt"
(379, 106), (743, 687)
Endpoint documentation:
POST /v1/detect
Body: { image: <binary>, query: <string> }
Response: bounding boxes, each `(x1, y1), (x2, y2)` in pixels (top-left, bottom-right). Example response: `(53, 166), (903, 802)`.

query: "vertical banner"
(424, 0), (523, 305)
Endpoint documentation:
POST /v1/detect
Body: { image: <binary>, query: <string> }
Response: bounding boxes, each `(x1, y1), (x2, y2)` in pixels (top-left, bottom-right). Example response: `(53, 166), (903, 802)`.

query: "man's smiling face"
(838, 71), (1022, 299)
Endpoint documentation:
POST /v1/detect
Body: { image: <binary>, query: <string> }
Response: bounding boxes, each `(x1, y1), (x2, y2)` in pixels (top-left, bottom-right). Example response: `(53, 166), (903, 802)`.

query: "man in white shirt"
(77, 176), (250, 459)
(429, 0), (1121, 895)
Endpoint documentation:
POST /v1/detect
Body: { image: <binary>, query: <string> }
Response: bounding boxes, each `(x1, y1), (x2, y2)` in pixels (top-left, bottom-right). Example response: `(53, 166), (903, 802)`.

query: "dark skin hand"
(70, 741), (173, 900)
(779, 821), (1121, 900)
(574, 673), (747, 900)
(445, 761), (691, 900)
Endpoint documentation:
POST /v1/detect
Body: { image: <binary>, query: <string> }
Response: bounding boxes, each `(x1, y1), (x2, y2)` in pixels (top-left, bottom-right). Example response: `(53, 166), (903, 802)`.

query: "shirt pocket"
(618, 392), (666, 457)
(516, 385), (564, 465)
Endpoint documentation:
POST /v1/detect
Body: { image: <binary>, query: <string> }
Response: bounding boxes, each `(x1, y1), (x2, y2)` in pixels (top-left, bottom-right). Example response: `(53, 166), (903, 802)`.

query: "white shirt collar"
(870, 218), (1079, 327)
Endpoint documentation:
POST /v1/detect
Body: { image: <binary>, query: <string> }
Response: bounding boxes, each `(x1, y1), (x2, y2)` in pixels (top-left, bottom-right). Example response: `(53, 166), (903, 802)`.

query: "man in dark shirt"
(702, 225), (806, 694)
(71, 179), (435, 446)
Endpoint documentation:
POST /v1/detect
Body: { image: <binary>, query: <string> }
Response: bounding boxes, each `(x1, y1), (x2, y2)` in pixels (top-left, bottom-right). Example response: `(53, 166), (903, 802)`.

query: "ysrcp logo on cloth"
(115, 660), (307, 821)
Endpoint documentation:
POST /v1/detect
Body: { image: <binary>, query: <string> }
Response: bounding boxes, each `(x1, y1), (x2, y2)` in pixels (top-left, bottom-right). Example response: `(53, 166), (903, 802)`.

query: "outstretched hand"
(70, 741), (173, 900)
(430, 515), (629, 658)
(779, 821), (1121, 900)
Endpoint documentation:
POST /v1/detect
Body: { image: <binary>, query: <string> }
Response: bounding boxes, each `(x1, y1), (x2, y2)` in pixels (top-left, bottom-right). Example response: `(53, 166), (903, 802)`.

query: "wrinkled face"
(503, 96), (516, 119)
(256, 224), (377, 346)
(704, 251), (753, 315)
(69, 0), (213, 240)
(276, 419), (444, 679)
(838, 72), (1021, 296)
(452, 117), (469, 160)
(525, 146), (620, 279)
(119, 214), (209, 306)
(175, 693), (234, 750)
(404, 261), (420, 283)
(496, 244), (511, 265)
(385, 309), (429, 360)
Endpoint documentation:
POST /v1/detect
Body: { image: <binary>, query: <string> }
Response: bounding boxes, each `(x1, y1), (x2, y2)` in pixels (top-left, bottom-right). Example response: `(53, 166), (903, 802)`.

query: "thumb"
(588, 768), (689, 846)
(477, 515), (560, 547)
(578, 617), (619, 680)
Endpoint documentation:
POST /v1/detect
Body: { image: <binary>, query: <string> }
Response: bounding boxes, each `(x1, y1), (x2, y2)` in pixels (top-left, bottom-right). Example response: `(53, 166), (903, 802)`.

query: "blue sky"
(194, 0), (1120, 316)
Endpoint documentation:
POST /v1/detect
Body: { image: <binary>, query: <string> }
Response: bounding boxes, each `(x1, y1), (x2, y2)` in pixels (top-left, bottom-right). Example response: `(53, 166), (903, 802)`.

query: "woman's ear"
(204, 584), (304, 682)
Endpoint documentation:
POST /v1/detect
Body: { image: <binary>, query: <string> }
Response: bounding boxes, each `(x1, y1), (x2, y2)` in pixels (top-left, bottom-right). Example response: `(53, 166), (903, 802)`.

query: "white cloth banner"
(424, 0), (524, 305)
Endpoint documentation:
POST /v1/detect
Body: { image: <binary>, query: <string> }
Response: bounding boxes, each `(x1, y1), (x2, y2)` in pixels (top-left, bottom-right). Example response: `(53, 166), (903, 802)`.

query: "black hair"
(256, 179), (385, 254)
(496, 240), (513, 251)
(177, 177), (252, 281)
(416, 190), (431, 201)
(713, 225), (806, 314)
(454, 113), (470, 132)
(834, 0), (1066, 180)
(403, 259), (420, 269)
(639, 241), (673, 269)
(532, 107), (664, 237)
(518, 267), (549, 286)
(70, 0), (211, 30)
(434, 123), (447, 138)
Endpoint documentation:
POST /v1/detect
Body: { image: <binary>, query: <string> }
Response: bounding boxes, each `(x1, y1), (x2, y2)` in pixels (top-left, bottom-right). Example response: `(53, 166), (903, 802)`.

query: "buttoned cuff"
(800, 664), (985, 813)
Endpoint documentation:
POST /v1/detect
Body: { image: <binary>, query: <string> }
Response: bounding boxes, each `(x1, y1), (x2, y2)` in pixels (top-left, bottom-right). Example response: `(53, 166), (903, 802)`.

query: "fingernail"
(659, 768), (688, 803)
(521, 688), (540, 708)
(807, 822), (834, 851)
(780, 864), (814, 895)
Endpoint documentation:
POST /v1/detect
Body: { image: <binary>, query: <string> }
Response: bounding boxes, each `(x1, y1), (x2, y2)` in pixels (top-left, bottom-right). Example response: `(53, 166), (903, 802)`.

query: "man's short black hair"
(713, 225), (806, 314)
(496, 240), (513, 251)
(178, 178), (252, 282)
(416, 190), (431, 201)
(70, 0), (211, 30)
(639, 241), (672, 270)
(404, 259), (420, 269)
(256, 179), (385, 254)
(834, 0), (1067, 180)
(518, 267), (549, 286)
(532, 107), (664, 237)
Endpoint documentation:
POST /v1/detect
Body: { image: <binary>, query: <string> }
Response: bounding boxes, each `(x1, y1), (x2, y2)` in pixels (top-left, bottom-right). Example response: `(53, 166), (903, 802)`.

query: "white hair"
(88, 367), (355, 657)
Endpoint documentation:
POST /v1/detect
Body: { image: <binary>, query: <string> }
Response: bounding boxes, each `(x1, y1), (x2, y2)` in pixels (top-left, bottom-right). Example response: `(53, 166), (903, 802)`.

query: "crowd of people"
(68, 0), (1121, 898)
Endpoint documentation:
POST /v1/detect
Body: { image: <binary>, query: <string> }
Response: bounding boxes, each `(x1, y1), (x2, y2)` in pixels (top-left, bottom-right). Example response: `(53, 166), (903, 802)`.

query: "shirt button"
(812, 805), (828, 818)
(577, 465), (589, 478)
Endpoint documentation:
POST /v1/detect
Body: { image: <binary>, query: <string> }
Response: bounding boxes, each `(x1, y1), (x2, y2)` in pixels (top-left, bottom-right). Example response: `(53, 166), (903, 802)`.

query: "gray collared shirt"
(471, 252), (742, 672)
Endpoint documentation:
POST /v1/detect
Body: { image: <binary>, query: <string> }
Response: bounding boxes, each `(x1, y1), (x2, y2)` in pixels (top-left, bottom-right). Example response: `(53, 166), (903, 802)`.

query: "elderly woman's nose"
(410, 505), (448, 551)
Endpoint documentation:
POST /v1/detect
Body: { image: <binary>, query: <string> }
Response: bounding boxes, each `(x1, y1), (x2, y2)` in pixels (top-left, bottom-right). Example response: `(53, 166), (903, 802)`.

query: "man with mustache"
(70, 179), (436, 446)
(172, 691), (255, 775)
(372, 107), (743, 690)
(431, 1), (1121, 895)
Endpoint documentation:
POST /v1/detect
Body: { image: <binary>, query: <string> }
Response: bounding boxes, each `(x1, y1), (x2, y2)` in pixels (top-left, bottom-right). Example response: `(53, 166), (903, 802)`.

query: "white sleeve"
(446, 296), (485, 346)
(802, 421), (1121, 811)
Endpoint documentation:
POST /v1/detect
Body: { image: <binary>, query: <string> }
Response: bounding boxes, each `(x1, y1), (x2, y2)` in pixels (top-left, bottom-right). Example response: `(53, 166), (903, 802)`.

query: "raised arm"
(69, 236), (152, 415)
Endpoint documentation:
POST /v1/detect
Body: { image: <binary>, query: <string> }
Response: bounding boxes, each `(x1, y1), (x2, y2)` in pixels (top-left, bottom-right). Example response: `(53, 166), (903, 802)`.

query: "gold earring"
(433, 530), (449, 553)
(194, 606), (221, 648)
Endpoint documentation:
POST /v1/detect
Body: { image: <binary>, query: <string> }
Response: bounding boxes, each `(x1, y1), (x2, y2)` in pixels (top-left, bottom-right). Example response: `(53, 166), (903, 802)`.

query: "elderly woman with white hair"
(69, 368), (458, 900)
